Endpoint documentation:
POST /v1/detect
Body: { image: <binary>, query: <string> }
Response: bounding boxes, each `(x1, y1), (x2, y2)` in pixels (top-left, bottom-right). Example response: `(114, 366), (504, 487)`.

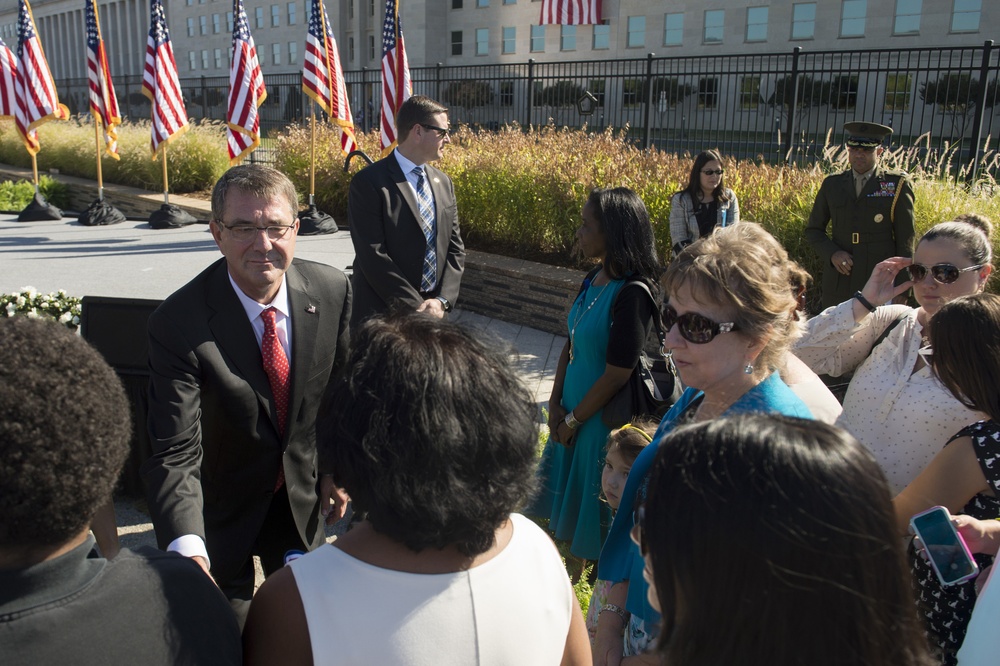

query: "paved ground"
(0, 211), (564, 576)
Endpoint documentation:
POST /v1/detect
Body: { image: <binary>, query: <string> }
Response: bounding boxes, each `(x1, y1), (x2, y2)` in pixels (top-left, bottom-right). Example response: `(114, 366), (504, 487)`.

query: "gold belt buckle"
(852, 233), (859, 244)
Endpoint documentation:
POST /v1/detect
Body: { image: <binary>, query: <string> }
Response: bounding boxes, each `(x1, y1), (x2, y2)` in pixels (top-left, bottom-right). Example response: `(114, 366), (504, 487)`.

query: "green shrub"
(0, 175), (69, 211)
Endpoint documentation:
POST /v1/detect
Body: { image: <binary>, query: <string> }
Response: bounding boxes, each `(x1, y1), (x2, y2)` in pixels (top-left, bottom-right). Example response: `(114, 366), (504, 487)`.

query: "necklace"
(569, 271), (609, 363)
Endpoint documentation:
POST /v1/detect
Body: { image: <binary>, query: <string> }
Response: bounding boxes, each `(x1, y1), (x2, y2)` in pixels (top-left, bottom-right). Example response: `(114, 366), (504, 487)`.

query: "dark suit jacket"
(140, 258), (351, 586)
(347, 151), (465, 328)
(804, 167), (915, 309)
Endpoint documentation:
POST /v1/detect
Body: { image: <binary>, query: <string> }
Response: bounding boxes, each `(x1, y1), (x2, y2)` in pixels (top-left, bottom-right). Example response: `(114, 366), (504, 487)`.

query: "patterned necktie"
(412, 167), (438, 292)
(261, 307), (289, 490)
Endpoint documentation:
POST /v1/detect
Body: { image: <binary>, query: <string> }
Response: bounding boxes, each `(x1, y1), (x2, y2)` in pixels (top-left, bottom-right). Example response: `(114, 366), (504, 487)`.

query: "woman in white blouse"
(793, 215), (992, 492)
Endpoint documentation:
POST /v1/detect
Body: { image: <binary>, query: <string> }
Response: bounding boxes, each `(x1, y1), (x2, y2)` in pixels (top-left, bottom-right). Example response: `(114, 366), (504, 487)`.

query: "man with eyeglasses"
(347, 95), (465, 329)
(804, 121), (915, 310)
(142, 165), (352, 626)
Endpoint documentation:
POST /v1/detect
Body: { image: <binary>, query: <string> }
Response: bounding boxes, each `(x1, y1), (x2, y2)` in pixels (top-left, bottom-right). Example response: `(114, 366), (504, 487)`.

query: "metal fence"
(54, 41), (1000, 178)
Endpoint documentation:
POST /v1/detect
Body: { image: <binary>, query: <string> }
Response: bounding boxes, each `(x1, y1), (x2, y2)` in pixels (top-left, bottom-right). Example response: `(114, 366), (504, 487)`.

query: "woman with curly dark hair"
(244, 314), (591, 665)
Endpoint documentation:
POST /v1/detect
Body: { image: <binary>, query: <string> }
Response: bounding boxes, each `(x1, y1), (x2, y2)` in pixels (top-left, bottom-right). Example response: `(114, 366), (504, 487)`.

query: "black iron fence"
(54, 41), (999, 178)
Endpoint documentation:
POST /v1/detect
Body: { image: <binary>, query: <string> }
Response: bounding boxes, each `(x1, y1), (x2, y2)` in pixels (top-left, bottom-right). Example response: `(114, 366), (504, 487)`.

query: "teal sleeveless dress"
(530, 275), (624, 560)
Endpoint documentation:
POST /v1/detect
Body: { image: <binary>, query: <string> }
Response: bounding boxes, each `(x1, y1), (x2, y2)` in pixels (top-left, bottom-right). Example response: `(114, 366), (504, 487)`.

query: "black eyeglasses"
(907, 262), (984, 285)
(219, 223), (296, 242)
(701, 169), (724, 176)
(662, 304), (739, 344)
(631, 503), (647, 555)
(419, 123), (450, 138)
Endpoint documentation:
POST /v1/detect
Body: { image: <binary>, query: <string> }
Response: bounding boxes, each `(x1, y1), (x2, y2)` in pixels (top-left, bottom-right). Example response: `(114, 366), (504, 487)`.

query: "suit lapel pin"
(306, 305), (317, 314)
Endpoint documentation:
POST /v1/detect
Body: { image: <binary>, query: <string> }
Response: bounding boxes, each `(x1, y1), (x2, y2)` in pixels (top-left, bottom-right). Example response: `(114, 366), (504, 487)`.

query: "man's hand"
(320, 474), (350, 525)
(191, 555), (217, 586)
(416, 298), (446, 318)
(831, 250), (853, 275)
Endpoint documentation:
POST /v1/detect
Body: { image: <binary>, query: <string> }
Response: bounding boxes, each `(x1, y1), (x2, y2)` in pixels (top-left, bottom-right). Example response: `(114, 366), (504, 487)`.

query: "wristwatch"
(436, 296), (452, 312)
(564, 411), (582, 429)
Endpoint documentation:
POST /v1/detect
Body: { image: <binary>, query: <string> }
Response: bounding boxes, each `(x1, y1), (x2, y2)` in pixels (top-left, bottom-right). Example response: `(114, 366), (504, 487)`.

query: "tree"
(767, 75), (831, 125)
(919, 73), (1000, 139)
(648, 77), (693, 108)
(442, 80), (494, 108)
(538, 81), (584, 108)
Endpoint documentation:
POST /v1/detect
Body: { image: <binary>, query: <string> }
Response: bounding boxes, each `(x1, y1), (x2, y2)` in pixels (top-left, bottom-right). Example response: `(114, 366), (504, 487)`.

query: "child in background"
(586, 421), (656, 644)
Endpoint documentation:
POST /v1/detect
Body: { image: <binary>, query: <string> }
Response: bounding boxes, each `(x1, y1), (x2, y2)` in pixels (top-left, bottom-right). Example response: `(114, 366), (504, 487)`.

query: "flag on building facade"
(304, 0), (357, 156)
(539, 0), (602, 26)
(227, 0), (266, 165)
(379, 0), (410, 156)
(86, 0), (121, 159)
(0, 37), (17, 119)
(143, 0), (188, 159)
(14, 0), (68, 156)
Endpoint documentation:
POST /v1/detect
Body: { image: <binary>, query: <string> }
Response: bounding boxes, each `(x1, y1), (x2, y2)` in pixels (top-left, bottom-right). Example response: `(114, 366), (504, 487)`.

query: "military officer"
(804, 121), (915, 310)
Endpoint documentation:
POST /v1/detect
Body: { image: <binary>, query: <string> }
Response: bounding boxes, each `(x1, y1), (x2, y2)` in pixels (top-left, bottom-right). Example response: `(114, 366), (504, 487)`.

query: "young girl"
(586, 421), (656, 644)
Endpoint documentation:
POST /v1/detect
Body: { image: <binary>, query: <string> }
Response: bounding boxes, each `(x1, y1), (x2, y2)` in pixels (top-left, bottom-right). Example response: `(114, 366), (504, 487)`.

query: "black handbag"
(602, 280), (682, 428)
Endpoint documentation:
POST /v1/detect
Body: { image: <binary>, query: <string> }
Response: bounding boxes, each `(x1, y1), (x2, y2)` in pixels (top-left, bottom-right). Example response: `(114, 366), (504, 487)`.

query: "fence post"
(436, 62), (442, 101)
(783, 47), (801, 164)
(966, 40), (994, 185)
(200, 75), (207, 119)
(642, 53), (654, 149)
(526, 58), (535, 127)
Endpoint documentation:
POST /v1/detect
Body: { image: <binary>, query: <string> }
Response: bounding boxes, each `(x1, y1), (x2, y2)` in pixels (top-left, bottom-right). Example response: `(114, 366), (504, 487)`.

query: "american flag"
(86, 0), (121, 160)
(14, 0), (68, 156)
(0, 37), (17, 119)
(143, 0), (188, 159)
(379, 0), (410, 156)
(227, 0), (266, 165)
(539, 0), (602, 25)
(304, 0), (357, 156)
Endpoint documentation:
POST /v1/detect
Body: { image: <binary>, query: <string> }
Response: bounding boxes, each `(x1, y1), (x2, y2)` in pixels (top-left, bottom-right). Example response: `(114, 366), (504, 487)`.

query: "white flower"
(26, 309), (39, 319)
(5, 303), (14, 316)
(58, 311), (72, 323)
(15, 296), (26, 307)
(21, 287), (37, 299)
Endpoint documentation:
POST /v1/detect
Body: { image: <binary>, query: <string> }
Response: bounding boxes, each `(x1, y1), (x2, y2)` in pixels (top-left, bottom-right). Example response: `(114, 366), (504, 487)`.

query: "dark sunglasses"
(701, 168), (724, 176)
(631, 503), (647, 555)
(662, 304), (739, 344)
(419, 123), (450, 138)
(907, 262), (984, 285)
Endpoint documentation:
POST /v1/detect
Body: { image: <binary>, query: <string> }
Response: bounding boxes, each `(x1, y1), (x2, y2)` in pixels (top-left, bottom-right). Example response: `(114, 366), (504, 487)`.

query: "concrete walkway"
(0, 211), (565, 561)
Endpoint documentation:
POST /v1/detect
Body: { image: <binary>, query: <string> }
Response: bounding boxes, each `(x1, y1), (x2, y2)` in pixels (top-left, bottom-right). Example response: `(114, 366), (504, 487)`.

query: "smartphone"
(909, 506), (979, 587)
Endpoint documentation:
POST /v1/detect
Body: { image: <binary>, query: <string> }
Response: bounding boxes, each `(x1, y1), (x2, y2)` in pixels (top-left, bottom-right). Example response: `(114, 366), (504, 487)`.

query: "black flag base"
(78, 198), (127, 226)
(18, 192), (63, 221)
(298, 204), (342, 235)
(148, 203), (198, 229)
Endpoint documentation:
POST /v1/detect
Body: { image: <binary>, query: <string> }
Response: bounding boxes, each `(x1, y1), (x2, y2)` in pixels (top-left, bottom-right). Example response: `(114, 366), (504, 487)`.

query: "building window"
(791, 3), (816, 39)
(349, 37), (355, 62)
(560, 25), (576, 51)
(369, 35), (375, 60)
(704, 10), (724, 43)
(476, 28), (489, 55)
(626, 16), (645, 48)
(201, 50), (210, 70)
(255, 7), (264, 29)
(187, 0), (193, 5)
(370, 0), (375, 16)
(189, 51), (197, 70)
(211, 13), (221, 33)
(452, 0), (462, 8)
(199, 15), (208, 35)
(830, 74), (858, 109)
(214, 48), (223, 69)
(664, 12), (683, 46)
(503, 26), (516, 54)
(739, 75), (762, 109)
(227, 11), (234, 32)
(951, 0), (980, 32)
(884, 73), (912, 110)
(589, 79), (605, 106)
(271, 4), (280, 27)
(746, 7), (768, 42)
(451, 30), (463, 56)
(593, 21), (610, 50)
(622, 79), (642, 106)
(504, 0), (516, 4)
(530, 24), (545, 52)
(894, 0), (921, 34)
(698, 77), (719, 108)
(187, 17), (195, 37)
(349, 0), (354, 19)
(477, 0), (489, 6)
(841, 0), (867, 37)
(500, 81), (514, 106)
(288, 41), (298, 64)
(272, 43), (281, 65)
(287, 2), (297, 25)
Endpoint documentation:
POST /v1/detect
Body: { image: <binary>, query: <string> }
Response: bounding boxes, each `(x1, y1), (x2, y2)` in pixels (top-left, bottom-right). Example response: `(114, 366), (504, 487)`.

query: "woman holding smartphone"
(668, 150), (739, 256)
(894, 293), (1000, 665)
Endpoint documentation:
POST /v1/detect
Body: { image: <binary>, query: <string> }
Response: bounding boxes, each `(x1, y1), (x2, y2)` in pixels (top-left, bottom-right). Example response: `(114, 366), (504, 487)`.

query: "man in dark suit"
(141, 165), (351, 624)
(348, 95), (465, 328)
(804, 121), (915, 309)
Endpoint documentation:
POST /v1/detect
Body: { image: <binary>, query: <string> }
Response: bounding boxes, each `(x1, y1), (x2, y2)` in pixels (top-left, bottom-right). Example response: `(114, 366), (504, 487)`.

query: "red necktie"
(261, 307), (289, 490)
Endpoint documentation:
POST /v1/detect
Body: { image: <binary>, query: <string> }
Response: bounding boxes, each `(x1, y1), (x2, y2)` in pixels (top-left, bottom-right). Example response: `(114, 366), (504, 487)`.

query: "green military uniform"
(804, 122), (916, 310)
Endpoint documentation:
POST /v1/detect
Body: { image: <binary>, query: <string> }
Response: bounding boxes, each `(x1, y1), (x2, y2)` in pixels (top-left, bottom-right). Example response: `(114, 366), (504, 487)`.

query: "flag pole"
(309, 104), (317, 207)
(30, 153), (38, 191)
(161, 144), (169, 205)
(93, 116), (105, 201)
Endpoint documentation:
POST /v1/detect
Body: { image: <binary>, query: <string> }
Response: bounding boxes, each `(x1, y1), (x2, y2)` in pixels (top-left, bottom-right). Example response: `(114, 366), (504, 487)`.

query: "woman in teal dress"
(530, 187), (662, 560)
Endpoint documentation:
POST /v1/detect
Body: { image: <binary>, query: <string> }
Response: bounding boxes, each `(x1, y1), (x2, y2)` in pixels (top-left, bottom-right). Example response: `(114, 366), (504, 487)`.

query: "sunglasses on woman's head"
(662, 304), (739, 344)
(701, 169), (724, 176)
(631, 503), (647, 555)
(907, 263), (984, 285)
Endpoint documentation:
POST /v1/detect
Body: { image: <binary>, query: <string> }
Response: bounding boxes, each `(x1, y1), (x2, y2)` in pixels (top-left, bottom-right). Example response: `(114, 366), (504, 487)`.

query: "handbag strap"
(612, 278), (665, 353)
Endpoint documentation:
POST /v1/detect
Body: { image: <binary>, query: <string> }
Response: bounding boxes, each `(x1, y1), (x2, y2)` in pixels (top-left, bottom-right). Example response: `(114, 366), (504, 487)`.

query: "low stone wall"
(0, 165), (582, 336)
